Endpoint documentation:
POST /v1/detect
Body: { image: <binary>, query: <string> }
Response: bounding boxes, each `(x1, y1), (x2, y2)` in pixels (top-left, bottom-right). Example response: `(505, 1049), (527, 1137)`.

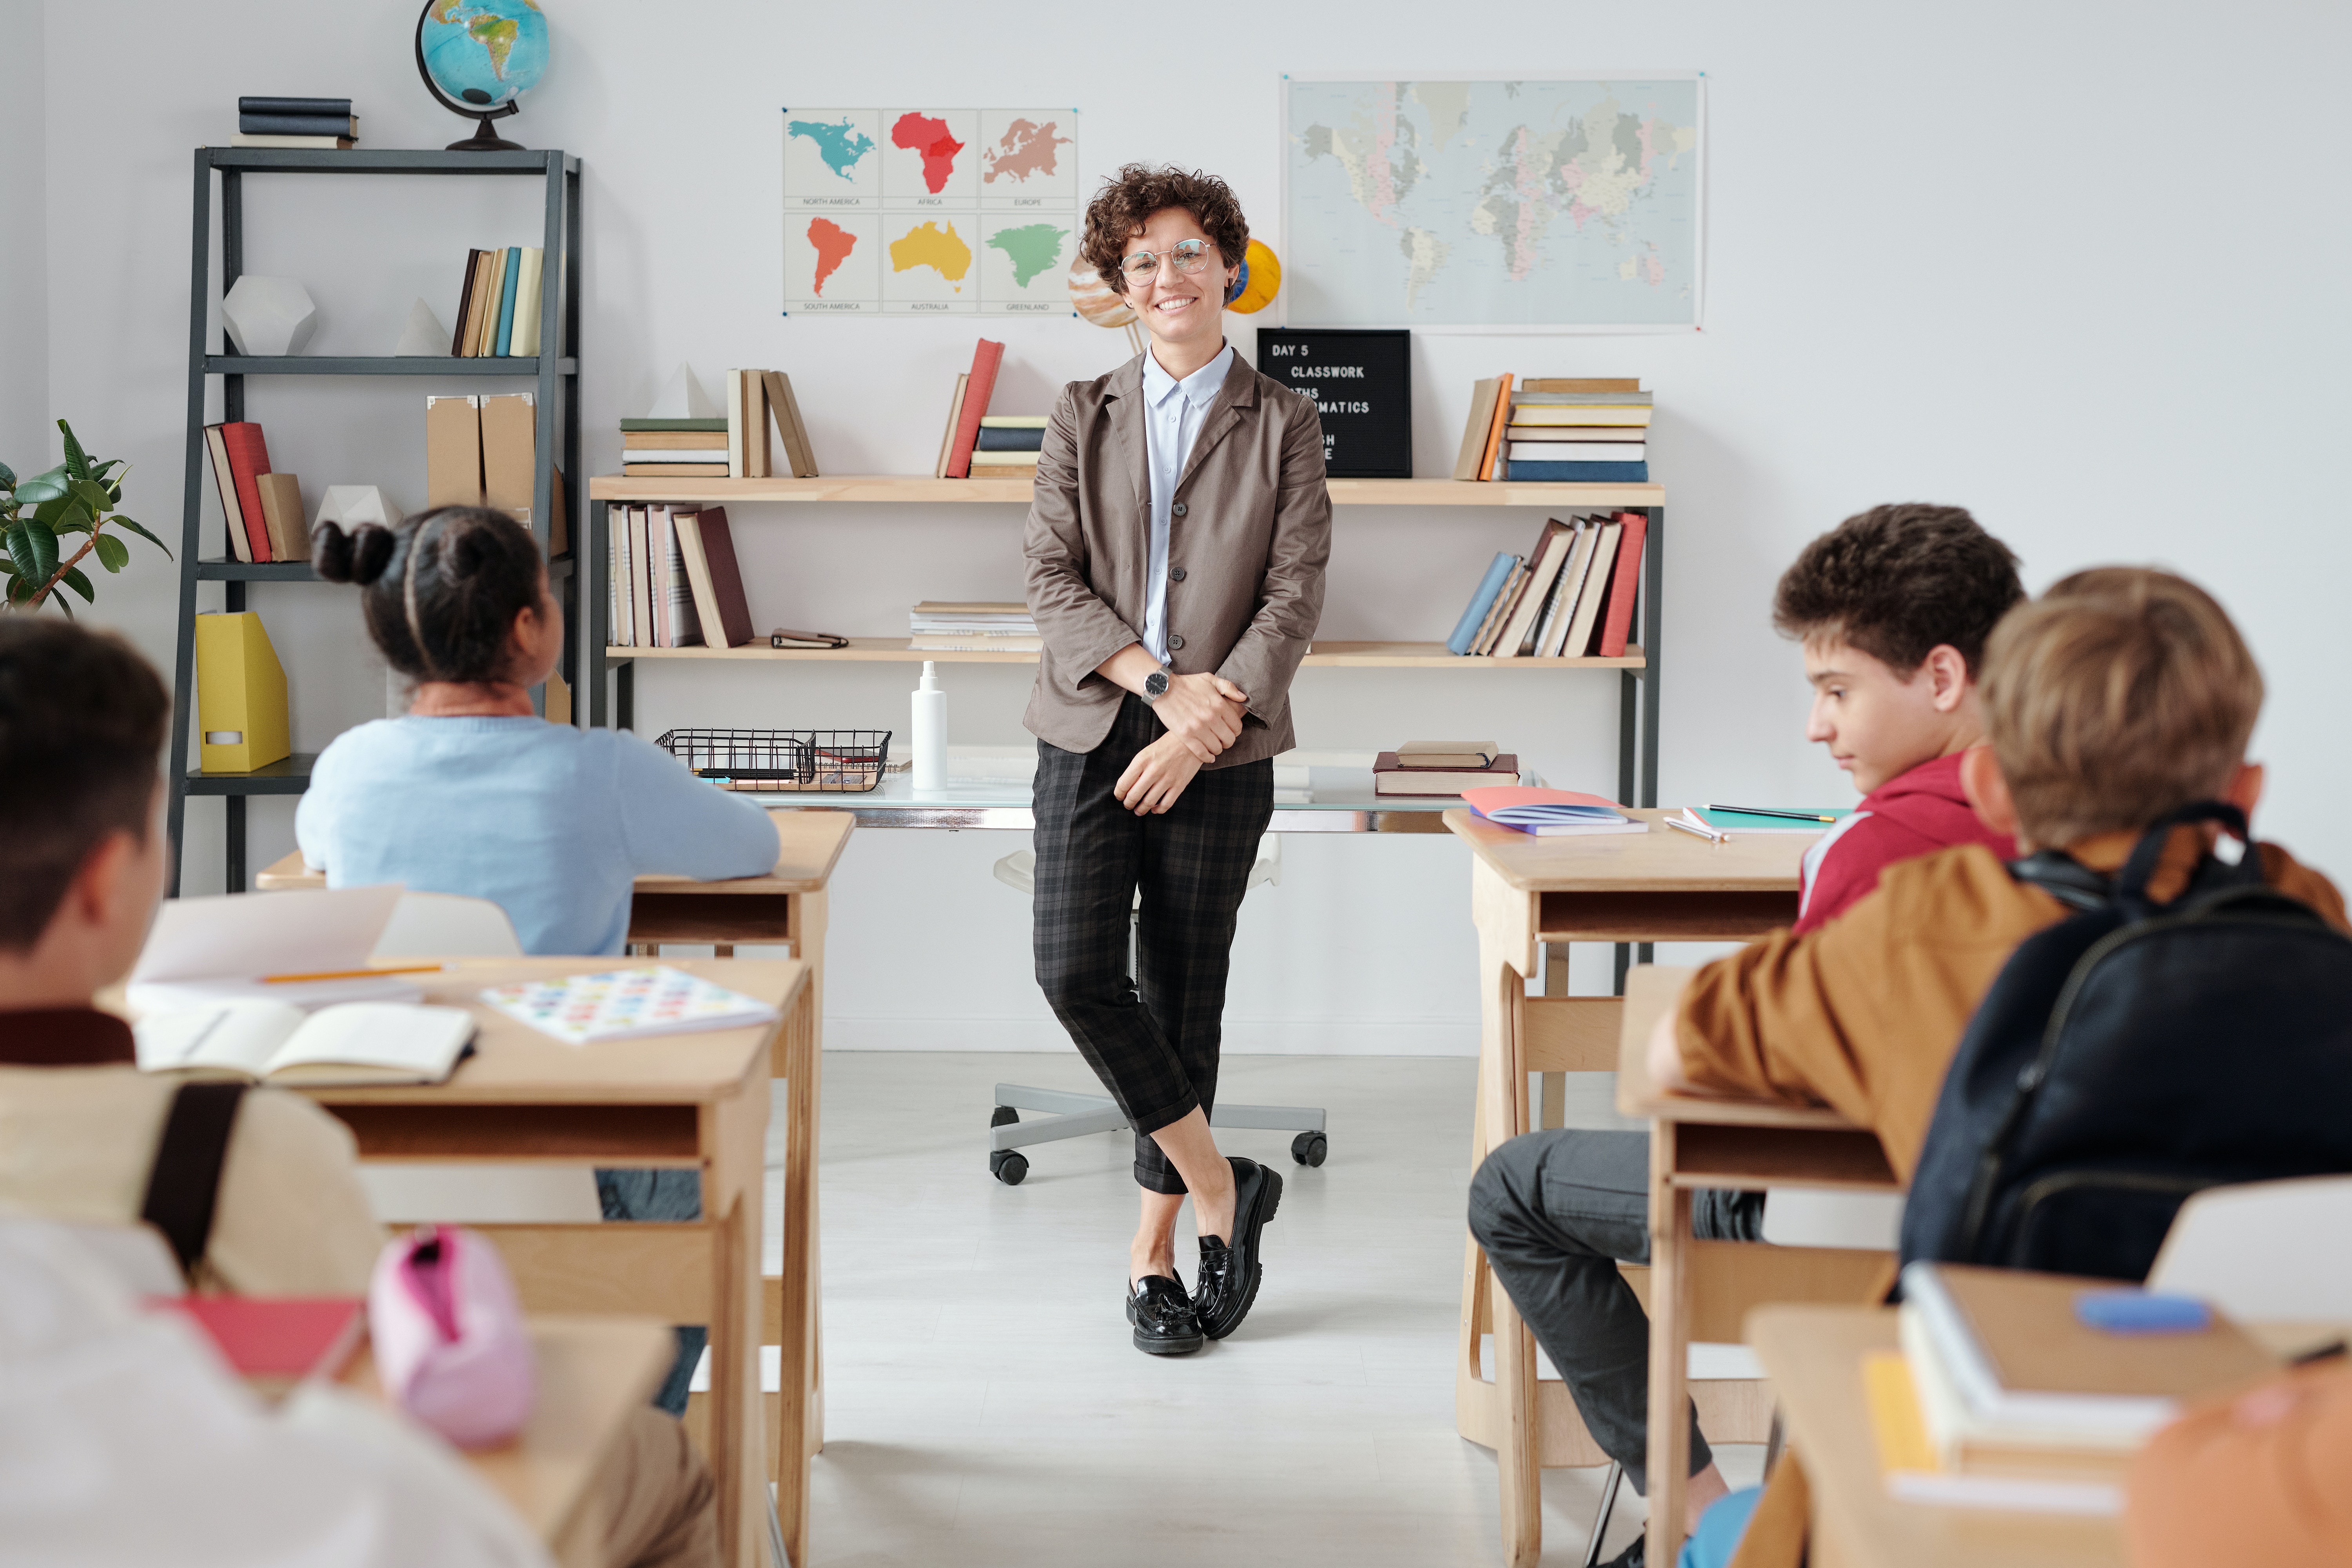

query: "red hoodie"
(1791, 750), (2016, 934)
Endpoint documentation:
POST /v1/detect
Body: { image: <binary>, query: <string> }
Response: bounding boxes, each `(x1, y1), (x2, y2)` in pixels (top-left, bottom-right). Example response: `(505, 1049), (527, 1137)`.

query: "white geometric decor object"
(393, 297), (449, 356)
(643, 361), (720, 419)
(220, 276), (318, 356)
(313, 485), (398, 530)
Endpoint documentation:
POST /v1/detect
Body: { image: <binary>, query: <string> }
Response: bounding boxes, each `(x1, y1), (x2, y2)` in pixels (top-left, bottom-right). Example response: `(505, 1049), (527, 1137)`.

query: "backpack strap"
(139, 1081), (249, 1281)
(2114, 800), (2254, 906)
(2007, 850), (2113, 912)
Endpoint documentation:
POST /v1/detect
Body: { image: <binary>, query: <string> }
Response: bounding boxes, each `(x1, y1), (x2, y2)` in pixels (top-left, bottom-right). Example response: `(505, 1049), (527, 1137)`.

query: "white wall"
(0, 0), (46, 469)
(31, 1), (2352, 1054)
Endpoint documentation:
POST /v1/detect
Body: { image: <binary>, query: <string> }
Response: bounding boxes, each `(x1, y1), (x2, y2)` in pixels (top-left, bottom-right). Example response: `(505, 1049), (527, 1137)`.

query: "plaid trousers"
(1032, 694), (1275, 1194)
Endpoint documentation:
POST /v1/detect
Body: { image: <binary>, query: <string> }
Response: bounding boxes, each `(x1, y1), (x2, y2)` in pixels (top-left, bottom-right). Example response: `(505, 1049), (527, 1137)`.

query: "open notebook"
(134, 1001), (475, 1087)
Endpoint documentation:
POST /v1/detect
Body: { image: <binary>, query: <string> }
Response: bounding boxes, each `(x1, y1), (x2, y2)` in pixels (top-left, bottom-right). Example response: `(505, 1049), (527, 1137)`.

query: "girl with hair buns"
(298, 505), (778, 1417)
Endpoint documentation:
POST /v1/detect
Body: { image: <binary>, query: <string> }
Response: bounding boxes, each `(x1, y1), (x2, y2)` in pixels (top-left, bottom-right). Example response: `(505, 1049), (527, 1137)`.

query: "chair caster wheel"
(989, 1150), (1029, 1186)
(990, 1106), (1020, 1128)
(1291, 1132), (1327, 1167)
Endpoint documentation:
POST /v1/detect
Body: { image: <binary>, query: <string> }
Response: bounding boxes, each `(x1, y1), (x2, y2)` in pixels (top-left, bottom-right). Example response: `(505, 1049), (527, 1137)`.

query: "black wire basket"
(655, 728), (893, 793)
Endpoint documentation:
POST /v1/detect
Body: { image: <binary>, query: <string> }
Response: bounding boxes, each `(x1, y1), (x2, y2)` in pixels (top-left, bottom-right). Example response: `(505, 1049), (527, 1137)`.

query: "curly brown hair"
(1080, 163), (1249, 295)
(1772, 503), (2024, 677)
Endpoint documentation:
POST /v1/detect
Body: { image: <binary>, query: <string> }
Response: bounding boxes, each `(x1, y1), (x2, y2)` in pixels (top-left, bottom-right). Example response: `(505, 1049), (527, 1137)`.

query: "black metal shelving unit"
(169, 146), (581, 894)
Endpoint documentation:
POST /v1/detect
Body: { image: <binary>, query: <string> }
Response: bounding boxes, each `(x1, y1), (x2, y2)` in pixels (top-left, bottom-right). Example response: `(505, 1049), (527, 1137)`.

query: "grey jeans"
(1467, 1127), (1763, 1494)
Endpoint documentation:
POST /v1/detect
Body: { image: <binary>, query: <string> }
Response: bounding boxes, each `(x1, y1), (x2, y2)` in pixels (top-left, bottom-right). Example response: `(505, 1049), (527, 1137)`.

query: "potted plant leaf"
(1, 419), (172, 615)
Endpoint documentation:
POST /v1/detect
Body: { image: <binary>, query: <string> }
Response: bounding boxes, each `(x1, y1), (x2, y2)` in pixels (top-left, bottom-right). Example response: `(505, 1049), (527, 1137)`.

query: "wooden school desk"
(292, 956), (817, 1568)
(1442, 807), (1830, 1568)
(1748, 1306), (2125, 1568)
(255, 806), (854, 1043)
(1617, 969), (1902, 1568)
(334, 1315), (677, 1568)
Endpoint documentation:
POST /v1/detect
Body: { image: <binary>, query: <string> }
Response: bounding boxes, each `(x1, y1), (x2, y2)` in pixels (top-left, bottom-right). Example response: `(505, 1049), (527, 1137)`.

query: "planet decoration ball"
(1066, 238), (1283, 328)
(418, 0), (550, 110)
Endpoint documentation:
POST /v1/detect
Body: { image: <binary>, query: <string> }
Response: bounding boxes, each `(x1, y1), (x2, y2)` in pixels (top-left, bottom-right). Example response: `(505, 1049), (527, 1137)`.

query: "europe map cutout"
(1284, 78), (1702, 329)
(784, 108), (1080, 316)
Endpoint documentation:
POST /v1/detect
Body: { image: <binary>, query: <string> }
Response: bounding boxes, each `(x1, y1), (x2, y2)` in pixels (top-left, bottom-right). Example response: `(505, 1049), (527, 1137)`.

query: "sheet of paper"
(480, 965), (778, 1045)
(129, 884), (403, 985)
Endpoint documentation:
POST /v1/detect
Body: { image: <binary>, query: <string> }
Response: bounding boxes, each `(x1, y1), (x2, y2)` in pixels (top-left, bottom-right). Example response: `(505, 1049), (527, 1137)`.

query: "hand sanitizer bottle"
(911, 661), (947, 790)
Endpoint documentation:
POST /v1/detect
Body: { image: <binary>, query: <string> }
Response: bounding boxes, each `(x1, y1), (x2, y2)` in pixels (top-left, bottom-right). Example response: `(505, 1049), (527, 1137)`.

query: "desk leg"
(1645, 1125), (1694, 1568)
(786, 888), (827, 1060)
(709, 1061), (771, 1568)
(771, 975), (822, 1567)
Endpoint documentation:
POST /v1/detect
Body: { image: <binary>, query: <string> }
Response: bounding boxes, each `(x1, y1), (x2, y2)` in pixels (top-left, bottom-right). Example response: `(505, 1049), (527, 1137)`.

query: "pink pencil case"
(368, 1224), (537, 1447)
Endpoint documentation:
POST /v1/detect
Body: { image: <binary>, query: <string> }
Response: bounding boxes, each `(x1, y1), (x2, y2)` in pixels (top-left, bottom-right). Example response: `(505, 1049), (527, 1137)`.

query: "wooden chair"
(1459, 976), (1891, 1564)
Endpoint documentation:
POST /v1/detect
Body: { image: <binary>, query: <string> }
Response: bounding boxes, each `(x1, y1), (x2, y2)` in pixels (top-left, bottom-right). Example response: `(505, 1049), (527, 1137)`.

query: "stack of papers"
(1460, 787), (1645, 837)
(481, 965), (779, 1045)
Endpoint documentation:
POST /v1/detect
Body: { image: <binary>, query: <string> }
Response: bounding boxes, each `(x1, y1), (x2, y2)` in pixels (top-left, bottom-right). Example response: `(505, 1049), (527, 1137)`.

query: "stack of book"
(1372, 742), (1518, 798)
(1445, 511), (1650, 659)
(618, 371), (819, 479)
(1871, 1262), (2279, 1514)
(1453, 376), (1650, 482)
(607, 505), (755, 650)
(448, 248), (545, 358)
(230, 96), (357, 149)
(908, 601), (1039, 653)
(969, 417), (1047, 479)
(202, 420), (307, 563)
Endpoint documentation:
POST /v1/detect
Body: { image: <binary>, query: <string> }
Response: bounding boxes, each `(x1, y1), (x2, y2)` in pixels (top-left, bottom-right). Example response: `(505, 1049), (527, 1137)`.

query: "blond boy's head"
(1976, 568), (2262, 850)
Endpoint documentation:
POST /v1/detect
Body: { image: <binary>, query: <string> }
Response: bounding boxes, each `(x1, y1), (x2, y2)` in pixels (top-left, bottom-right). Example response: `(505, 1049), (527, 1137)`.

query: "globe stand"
(415, 2), (529, 152)
(445, 105), (524, 153)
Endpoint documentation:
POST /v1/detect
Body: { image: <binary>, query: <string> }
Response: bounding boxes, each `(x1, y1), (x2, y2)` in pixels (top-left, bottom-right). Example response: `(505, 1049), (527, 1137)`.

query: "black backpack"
(1899, 802), (2352, 1282)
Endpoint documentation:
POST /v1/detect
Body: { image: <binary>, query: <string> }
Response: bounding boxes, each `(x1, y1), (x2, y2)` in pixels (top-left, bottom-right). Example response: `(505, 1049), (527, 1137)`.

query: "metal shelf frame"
(167, 146), (581, 894)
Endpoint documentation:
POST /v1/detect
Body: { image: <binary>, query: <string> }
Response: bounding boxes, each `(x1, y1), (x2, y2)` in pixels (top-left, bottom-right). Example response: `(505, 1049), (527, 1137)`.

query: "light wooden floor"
(763, 1052), (1762, 1566)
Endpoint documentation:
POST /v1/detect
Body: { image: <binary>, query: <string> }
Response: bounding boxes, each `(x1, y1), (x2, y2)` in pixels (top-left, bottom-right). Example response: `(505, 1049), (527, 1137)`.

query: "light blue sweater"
(296, 717), (779, 955)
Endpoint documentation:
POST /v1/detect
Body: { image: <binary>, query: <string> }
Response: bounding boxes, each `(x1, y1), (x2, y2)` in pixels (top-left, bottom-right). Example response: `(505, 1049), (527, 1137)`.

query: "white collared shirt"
(1138, 341), (1234, 663)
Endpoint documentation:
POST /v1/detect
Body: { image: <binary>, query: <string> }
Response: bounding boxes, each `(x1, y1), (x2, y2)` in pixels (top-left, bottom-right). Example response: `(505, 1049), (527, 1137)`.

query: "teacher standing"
(1024, 164), (1332, 1357)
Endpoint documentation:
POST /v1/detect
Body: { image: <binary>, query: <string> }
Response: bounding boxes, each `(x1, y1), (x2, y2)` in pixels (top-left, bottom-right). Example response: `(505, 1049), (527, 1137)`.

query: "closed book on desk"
(1864, 1351), (2126, 1514)
(1373, 751), (1518, 795)
(194, 611), (290, 772)
(1446, 552), (1517, 655)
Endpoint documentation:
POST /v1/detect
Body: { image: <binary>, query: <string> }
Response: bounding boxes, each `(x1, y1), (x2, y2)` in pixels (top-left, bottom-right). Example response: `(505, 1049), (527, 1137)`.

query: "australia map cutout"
(1284, 78), (1702, 329)
(784, 108), (1080, 316)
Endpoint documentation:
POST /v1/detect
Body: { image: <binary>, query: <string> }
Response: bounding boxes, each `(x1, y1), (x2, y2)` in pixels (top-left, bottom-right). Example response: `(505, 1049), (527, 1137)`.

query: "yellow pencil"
(263, 963), (444, 984)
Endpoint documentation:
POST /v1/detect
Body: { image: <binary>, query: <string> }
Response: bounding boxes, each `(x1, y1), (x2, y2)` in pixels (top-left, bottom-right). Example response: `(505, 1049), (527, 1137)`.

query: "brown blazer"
(1022, 352), (1331, 766)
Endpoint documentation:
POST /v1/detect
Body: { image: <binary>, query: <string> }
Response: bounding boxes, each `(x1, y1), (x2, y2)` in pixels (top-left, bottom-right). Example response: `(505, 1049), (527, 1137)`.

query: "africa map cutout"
(1284, 77), (1703, 330)
(784, 108), (1079, 316)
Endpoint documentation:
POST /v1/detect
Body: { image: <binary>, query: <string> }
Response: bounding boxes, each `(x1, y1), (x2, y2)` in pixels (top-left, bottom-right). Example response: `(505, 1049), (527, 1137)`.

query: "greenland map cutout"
(1283, 76), (1703, 330)
(785, 108), (1080, 316)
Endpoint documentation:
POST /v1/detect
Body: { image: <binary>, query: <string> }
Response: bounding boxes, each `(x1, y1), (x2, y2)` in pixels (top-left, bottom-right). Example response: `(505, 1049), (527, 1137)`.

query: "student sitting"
(2126, 1357), (2352, 1567)
(1465, 503), (2024, 1559)
(298, 506), (779, 1414)
(1651, 567), (2344, 1568)
(0, 618), (718, 1568)
(297, 506), (778, 956)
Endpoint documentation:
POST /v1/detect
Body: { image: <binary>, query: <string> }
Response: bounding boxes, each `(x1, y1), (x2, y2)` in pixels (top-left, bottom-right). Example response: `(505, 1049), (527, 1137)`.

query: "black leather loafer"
(1126, 1274), (1203, 1356)
(1194, 1155), (1283, 1340)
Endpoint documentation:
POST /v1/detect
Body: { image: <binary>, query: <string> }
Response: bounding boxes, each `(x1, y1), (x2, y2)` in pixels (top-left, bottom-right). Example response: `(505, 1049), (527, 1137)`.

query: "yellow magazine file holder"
(194, 610), (291, 772)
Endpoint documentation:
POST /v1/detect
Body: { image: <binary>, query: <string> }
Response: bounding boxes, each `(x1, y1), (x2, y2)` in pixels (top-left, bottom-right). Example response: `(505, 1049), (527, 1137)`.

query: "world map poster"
(1283, 76), (1703, 331)
(783, 107), (1080, 317)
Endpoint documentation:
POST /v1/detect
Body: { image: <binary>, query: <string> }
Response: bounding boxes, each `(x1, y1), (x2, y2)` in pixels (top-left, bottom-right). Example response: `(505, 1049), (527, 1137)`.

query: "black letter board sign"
(1254, 328), (1412, 478)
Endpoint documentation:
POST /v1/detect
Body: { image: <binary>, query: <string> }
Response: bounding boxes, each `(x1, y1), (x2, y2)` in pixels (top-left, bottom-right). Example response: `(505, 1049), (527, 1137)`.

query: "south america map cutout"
(1283, 78), (1702, 330)
(785, 108), (1079, 316)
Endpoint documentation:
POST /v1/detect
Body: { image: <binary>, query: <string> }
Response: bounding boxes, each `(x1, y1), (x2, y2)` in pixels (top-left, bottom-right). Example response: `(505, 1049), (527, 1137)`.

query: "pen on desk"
(263, 963), (445, 984)
(1663, 811), (1725, 844)
(1705, 803), (1840, 824)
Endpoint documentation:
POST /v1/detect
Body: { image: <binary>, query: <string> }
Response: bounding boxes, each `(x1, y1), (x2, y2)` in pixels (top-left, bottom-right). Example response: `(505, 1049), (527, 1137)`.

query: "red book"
(690, 506), (756, 649)
(945, 339), (1004, 479)
(218, 422), (276, 562)
(151, 1296), (366, 1381)
(1595, 510), (1650, 658)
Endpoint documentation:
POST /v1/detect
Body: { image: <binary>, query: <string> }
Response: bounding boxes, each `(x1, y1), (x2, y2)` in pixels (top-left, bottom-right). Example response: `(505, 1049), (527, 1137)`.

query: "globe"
(418, 0), (550, 111)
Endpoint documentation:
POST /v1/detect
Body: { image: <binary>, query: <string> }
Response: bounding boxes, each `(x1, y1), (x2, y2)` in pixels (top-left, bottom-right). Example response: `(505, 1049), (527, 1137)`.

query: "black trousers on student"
(1468, 1127), (1765, 1494)
(1032, 694), (1274, 1195)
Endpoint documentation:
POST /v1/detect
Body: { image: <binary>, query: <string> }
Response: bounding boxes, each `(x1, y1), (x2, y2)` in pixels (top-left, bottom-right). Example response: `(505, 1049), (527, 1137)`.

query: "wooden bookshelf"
(586, 474), (1665, 508)
(604, 639), (1647, 670)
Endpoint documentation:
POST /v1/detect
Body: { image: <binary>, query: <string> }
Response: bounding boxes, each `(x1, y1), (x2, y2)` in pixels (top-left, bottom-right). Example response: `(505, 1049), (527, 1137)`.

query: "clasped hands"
(1105, 650), (1249, 815)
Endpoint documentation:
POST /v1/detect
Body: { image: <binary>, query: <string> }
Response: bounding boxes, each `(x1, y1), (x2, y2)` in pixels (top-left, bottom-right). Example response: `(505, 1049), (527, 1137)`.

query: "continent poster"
(784, 108), (1079, 317)
(1282, 76), (1703, 331)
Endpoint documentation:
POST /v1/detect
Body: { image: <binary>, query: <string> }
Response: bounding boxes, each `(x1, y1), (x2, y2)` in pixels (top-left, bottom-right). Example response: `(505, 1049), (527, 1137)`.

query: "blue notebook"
(1693, 806), (1854, 834)
(1446, 552), (1518, 656)
(1505, 459), (1650, 483)
(494, 247), (522, 357)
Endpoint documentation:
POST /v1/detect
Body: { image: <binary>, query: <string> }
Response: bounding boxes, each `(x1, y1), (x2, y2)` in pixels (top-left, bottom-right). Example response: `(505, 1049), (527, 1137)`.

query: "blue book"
(974, 427), (1045, 452)
(1446, 551), (1518, 656)
(1504, 459), (1650, 483)
(494, 247), (522, 357)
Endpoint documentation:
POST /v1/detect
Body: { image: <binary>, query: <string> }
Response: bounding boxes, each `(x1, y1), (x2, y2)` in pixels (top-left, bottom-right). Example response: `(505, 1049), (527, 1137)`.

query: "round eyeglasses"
(1121, 238), (1216, 283)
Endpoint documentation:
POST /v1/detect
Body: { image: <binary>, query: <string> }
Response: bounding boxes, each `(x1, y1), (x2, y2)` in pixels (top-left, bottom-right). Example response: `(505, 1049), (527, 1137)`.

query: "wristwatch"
(1142, 667), (1171, 704)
